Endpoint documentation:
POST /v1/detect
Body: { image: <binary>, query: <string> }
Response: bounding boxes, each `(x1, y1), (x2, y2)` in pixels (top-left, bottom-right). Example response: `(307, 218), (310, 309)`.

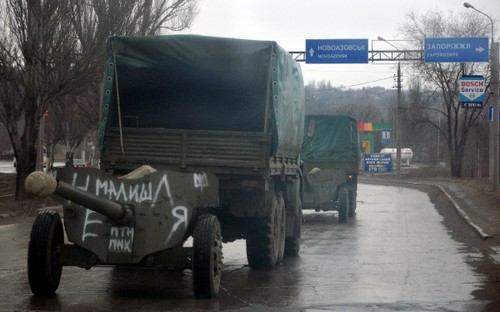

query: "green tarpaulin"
(98, 35), (304, 158)
(301, 115), (360, 162)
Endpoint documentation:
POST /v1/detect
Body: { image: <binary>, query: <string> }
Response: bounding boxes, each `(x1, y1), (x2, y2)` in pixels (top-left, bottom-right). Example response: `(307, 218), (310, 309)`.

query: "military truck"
(301, 115), (360, 223)
(26, 35), (305, 298)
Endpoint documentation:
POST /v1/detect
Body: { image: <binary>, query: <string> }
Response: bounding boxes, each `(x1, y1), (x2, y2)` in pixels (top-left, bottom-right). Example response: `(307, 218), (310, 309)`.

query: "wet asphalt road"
(0, 184), (487, 311)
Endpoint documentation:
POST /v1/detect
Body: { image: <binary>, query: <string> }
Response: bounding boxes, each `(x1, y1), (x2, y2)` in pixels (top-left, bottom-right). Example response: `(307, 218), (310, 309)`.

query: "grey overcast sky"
(179, 0), (499, 89)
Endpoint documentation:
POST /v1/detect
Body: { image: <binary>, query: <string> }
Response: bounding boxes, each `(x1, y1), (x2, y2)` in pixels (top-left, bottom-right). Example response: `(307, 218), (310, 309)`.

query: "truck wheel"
(338, 188), (349, 224)
(246, 190), (285, 269)
(276, 192), (286, 263)
(28, 210), (64, 296)
(284, 209), (302, 256)
(285, 184), (302, 256)
(193, 214), (223, 299)
(348, 190), (357, 217)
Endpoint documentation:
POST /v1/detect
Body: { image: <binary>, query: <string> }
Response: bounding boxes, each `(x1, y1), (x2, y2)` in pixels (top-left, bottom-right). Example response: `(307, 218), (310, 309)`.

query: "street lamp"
(464, 2), (499, 192)
(463, 2), (494, 41)
(378, 36), (402, 178)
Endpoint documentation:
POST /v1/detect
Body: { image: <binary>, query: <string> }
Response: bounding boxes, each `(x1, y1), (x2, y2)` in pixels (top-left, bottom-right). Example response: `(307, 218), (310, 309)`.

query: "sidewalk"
(433, 178), (500, 240)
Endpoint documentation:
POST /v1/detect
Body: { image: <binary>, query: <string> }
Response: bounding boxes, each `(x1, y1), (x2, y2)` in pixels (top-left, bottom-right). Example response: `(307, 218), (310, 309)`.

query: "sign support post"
(491, 42), (499, 192)
(396, 62), (402, 178)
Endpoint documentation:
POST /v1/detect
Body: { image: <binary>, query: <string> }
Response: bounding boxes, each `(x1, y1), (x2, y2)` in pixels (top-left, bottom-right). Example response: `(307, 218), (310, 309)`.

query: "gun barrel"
(25, 171), (132, 222)
(56, 180), (131, 221)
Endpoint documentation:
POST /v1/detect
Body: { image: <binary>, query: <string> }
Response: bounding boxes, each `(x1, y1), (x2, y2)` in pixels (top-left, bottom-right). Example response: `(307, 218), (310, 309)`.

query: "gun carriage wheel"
(193, 214), (223, 299)
(28, 210), (64, 296)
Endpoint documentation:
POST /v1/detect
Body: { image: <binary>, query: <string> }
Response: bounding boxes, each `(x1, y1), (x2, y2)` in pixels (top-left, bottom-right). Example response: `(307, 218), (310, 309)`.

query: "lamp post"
(36, 113), (45, 172)
(378, 36), (402, 178)
(464, 2), (499, 192)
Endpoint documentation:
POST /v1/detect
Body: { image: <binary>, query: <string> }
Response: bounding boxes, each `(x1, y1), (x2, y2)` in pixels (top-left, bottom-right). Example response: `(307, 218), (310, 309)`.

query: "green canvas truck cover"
(98, 35), (304, 159)
(301, 115), (360, 162)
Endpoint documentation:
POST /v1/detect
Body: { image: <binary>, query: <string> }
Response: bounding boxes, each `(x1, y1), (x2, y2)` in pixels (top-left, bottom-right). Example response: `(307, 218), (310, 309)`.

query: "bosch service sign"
(459, 75), (486, 108)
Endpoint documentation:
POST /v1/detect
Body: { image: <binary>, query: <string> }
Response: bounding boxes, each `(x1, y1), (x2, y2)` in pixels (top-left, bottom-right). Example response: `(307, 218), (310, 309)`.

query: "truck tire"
(28, 210), (64, 296)
(285, 183), (302, 256)
(193, 214), (223, 299)
(246, 190), (285, 269)
(338, 187), (349, 224)
(348, 189), (357, 217)
(284, 209), (302, 256)
(276, 192), (286, 263)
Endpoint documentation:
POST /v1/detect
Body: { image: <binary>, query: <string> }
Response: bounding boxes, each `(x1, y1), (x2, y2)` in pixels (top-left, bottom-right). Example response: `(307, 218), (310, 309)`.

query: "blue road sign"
(488, 105), (500, 122)
(424, 37), (489, 63)
(364, 153), (392, 173)
(306, 39), (368, 64)
(381, 130), (391, 144)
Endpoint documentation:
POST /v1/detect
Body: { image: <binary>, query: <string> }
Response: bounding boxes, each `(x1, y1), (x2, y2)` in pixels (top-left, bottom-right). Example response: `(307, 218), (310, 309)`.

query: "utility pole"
(378, 36), (402, 178)
(492, 41), (499, 192)
(396, 62), (402, 178)
(464, 2), (499, 192)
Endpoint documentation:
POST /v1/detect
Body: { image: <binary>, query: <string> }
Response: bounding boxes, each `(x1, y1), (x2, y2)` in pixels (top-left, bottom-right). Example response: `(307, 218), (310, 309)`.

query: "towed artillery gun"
(26, 34), (305, 298)
(25, 166), (221, 298)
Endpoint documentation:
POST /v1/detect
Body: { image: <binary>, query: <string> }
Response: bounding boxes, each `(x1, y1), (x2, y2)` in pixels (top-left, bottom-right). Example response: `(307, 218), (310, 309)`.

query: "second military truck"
(301, 115), (360, 223)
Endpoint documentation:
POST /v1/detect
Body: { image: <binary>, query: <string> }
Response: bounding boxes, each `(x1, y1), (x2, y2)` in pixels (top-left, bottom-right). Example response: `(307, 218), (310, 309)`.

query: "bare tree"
(400, 9), (491, 177)
(0, 0), (198, 199)
(305, 81), (389, 122)
(58, 0), (199, 161)
(0, 1), (91, 199)
(50, 92), (97, 165)
(401, 78), (442, 163)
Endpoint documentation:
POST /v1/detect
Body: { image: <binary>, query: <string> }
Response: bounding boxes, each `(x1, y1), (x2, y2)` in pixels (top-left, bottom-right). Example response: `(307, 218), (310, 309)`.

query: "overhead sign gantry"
(290, 37), (489, 64)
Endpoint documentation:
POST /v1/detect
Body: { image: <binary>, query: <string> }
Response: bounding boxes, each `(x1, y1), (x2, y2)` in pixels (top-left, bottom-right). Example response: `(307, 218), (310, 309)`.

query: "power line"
(344, 76), (395, 88)
(305, 76), (394, 92)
